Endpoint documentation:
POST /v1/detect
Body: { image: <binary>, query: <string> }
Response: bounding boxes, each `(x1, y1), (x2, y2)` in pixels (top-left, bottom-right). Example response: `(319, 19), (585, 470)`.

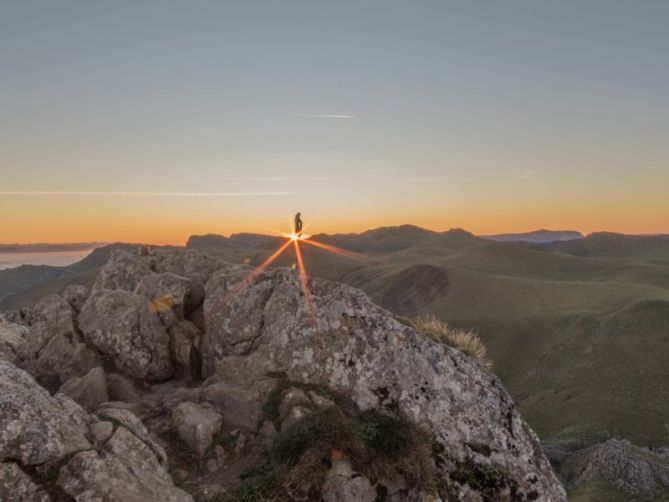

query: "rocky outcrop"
(15, 294), (99, 388)
(0, 359), (91, 465)
(79, 289), (174, 380)
(59, 426), (191, 502)
(201, 264), (565, 500)
(1, 248), (566, 501)
(0, 359), (190, 501)
(561, 439), (669, 497)
(0, 316), (28, 362)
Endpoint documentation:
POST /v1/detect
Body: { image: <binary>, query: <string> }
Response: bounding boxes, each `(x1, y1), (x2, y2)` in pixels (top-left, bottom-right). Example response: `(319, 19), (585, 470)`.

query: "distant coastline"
(0, 245), (102, 271)
(0, 243), (105, 254)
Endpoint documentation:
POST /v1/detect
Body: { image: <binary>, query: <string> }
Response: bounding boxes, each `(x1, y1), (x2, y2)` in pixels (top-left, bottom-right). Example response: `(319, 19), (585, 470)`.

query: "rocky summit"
(0, 248), (565, 501)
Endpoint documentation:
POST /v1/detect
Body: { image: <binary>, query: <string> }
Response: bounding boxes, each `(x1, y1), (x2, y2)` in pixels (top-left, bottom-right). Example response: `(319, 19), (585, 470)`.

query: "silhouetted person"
(294, 212), (303, 235)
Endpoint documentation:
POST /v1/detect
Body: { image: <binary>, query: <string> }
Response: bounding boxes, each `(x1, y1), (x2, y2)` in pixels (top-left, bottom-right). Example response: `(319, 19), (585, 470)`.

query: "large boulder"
(201, 354), (278, 431)
(148, 248), (225, 286)
(79, 289), (173, 381)
(92, 249), (153, 292)
(136, 272), (196, 325)
(0, 317), (28, 362)
(58, 426), (192, 502)
(93, 248), (222, 297)
(97, 406), (168, 465)
(0, 359), (91, 465)
(202, 265), (567, 501)
(202, 266), (274, 364)
(15, 294), (99, 387)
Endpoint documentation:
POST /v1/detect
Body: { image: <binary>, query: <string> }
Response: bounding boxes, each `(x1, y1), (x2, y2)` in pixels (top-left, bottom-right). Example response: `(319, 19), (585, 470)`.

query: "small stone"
(322, 461), (376, 502)
(234, 432), (247, 455)
(90, 421), (114, 444)
(278, 387), (312, 420)
(206, 458), (219, 473)
(201, 484), (224, 497)
(172, 402), (222, 457)
(309, 390), (335, 409)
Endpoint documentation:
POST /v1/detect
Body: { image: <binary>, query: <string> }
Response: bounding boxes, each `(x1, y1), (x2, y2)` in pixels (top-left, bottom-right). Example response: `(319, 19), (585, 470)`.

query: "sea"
(0, 250), (94, 271)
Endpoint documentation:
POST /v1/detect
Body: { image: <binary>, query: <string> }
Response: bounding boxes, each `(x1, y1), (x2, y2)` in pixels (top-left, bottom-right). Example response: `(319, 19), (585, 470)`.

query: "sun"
(285, 232), (311, 242)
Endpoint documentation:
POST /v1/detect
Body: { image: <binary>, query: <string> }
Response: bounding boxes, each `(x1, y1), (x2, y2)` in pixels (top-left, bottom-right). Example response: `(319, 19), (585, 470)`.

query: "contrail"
(296, 114), (355, 119)
(0, 191), (293, 197)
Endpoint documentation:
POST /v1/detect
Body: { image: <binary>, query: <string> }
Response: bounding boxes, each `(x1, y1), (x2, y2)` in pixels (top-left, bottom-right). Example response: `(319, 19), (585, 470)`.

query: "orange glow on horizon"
(1, 198), (668, 245)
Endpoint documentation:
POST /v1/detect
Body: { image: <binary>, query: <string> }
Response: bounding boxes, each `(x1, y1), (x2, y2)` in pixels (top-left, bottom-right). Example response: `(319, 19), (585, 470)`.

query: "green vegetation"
(567, 481), (652, 502)
(261, 378), (340, 428)
(411, 314), (492, 369)
(223, 406), (436, 501)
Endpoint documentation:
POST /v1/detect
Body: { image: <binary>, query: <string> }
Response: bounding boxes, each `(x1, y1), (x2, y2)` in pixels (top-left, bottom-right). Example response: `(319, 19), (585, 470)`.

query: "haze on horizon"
(1, 1), (668, 245)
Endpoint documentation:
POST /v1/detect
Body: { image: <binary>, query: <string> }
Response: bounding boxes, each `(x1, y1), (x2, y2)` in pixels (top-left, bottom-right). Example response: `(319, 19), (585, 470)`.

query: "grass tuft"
(412, 314), (492, 369)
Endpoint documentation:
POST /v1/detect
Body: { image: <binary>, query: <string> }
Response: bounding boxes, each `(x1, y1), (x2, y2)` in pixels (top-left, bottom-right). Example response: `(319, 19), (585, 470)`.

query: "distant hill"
(186, 233), (277, 249)
(483, 229), (583, 243)
(546, 232), (669, 263)
(0, 243), (139, 310)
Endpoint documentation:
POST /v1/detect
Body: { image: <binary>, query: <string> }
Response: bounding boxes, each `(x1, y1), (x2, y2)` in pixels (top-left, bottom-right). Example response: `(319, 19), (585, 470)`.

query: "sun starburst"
(234, 222), (366, 321)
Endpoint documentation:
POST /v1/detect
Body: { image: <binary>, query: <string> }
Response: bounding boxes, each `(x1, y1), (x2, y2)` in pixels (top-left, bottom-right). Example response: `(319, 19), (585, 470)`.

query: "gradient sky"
(1, 1), (668, 244)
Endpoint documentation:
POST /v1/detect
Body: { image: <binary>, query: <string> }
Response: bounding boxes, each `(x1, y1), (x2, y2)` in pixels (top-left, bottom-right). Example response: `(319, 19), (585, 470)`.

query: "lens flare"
(293, 239), (316, 321)
(238, 220), (368, 323)
(233, 238), (292, 294)
(301, 239), (366, 261)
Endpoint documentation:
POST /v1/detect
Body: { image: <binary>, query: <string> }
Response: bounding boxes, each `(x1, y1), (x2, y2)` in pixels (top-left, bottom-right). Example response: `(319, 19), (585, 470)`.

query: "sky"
(1, 1), (668, 244)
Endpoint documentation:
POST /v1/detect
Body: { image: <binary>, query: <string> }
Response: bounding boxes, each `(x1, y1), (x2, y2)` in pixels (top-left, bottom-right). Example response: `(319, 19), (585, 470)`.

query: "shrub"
(412, 314), (492, 369)
(224, 406), (437, 501)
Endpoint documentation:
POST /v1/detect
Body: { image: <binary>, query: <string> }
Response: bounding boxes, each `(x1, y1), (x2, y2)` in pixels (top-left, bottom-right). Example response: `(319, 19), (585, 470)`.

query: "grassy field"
(567, 481), (651, 502)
